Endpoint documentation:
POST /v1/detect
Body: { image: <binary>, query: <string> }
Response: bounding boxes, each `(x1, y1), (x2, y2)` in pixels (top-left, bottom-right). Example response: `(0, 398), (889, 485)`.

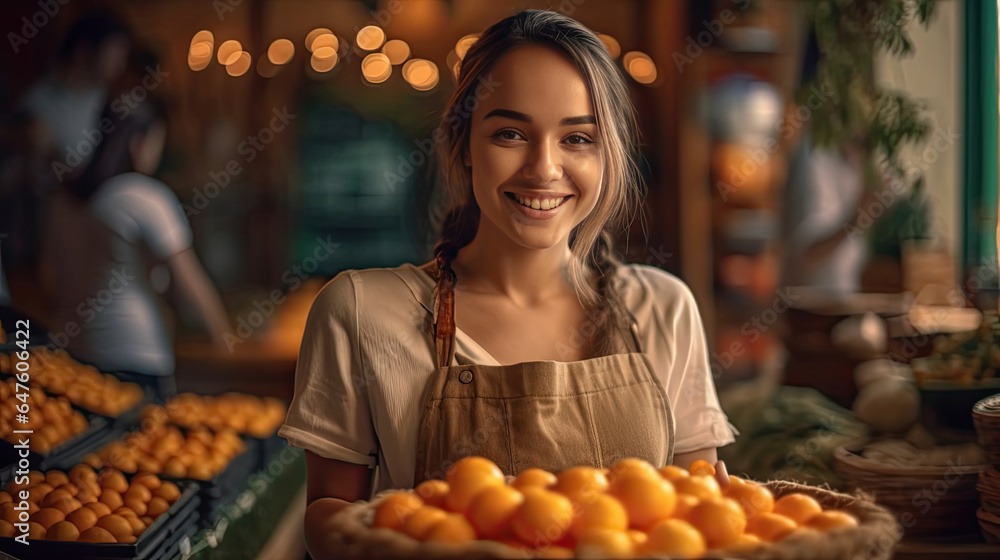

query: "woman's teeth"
(512, 194), (567, 210)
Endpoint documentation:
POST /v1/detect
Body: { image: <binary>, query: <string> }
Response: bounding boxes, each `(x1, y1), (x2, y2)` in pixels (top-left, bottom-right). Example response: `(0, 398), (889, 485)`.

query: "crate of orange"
(324, 457), (901, 559)
(0, 464), (199, 559)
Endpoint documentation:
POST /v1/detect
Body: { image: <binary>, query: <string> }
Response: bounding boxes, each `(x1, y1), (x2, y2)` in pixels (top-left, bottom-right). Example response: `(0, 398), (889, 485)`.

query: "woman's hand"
(714, 460), (730, 489)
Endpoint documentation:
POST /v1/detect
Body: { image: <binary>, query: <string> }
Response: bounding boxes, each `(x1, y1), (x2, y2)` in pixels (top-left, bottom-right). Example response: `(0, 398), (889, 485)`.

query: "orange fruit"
(511, 468), (557, 491)
(132, 474), (161, 490)
(99, 489), (124, 511)
(40, 488), (73, 508)
(27, 471), (45, 487)
(99, 471), (128, 494)
(746, 512), (798, 542)
(626, 529), (647, 547)
(146, 497), (170, 518)
(153, 481), (180, 502)
(0, 491), (11, 504)
(85, 502), (112, 518)
(574, 528), (633, 558)
(31, 483), (54, 502)
(642, 518), (706, 558)
(31, 507), (65, 530)
(96, 514), (133, 541)
(78, 526), (116, 543)
(467, 485), (524, 539)
(658, 465), (690, 482)
(807, 510), (859, 531)
(26, 521), (46, 540)
(552, 467), (609, 504)
(46, 520), (80, 542)
(124, 514), (145, 536)
(444, 457), (505, 514)
(51, 497), (81, 515)
(1, 503), (20, 525)
(423, 512), (477, 544)
(510, 488), (574, 546)
(413, 480), (449, 509)
(772, 493), (823, 525)
(45, 471), (69, 488)
(607, 474), (676, 530)
(402, 506), (448, 540)
(66, 507), (98, 531)
(124, 484), (152, 504)
(673, 474), (722, 502)
(726, 532), (763, 552)
(607, 458), (659, 482)
(372, 493), (424, 532)
(569, 493), (628, 540)
(124, 498), (148, 517)
(671, 494), (699, 521)
(688, 459), (716, 477)
(686, 497), (746, 549)
(725, 480), (775, 517)
(0, 520), (15, 538)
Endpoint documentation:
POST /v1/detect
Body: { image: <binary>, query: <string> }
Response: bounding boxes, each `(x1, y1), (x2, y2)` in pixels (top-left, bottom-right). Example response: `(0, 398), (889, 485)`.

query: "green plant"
(801, 0), (937, 187)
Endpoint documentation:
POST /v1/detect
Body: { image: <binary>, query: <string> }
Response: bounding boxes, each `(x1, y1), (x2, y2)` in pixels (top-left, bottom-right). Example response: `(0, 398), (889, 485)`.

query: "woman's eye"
(492, 129), (522, 141)
(565, 134), (594, 145)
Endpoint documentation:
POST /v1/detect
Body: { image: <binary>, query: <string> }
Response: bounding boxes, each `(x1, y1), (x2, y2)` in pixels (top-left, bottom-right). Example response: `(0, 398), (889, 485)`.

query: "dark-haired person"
(20, 9), (131, 177)
(40, 97), (229, 402)
(281, 11), (736, 557)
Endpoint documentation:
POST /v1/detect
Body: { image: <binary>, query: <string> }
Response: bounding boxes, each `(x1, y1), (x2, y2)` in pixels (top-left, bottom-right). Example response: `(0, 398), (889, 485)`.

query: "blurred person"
(20, 9), (130, 176)
(40, 95), (230, 402)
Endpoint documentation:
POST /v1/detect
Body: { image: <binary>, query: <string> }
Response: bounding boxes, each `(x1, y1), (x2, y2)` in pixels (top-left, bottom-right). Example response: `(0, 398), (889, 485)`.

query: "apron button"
(459, 370), (474, 383)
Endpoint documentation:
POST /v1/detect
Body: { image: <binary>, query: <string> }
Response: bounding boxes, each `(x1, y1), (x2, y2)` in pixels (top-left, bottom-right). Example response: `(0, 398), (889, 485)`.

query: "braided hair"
(432, 10), (644, 358)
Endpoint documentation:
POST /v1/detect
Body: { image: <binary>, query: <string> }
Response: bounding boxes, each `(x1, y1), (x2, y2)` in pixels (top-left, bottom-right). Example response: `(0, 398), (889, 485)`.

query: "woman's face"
(467, 43), (603, 251)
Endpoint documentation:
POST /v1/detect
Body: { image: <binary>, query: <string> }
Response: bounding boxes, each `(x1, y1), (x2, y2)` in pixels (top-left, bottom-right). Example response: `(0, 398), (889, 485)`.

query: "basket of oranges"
(324, 457), (901, 559)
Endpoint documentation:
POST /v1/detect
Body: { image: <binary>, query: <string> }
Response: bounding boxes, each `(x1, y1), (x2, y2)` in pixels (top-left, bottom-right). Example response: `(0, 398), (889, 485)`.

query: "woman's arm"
(303, 451), (372, 560)
(165, 247), (231, 349)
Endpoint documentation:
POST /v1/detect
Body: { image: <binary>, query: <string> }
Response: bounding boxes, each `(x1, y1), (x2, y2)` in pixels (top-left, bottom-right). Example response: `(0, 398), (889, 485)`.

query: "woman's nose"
(523, 141), (562, 184)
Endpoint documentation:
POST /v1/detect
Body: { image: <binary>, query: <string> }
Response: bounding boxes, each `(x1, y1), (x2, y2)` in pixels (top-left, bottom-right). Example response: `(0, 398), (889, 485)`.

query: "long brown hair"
(433, 10), (644, 357)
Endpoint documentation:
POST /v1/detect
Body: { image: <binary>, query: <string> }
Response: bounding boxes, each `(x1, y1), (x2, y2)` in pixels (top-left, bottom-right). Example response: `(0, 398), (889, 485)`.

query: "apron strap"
(432, 260), (458, 369)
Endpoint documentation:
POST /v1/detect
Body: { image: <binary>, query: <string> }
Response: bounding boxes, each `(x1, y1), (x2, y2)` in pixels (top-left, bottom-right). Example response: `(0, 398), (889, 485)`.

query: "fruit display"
(86, 422), (246, 480)
(0, 465), (182, 543)
(328, 456), (898, 559)
(141, 392), (287, 438)
(911, 312), (1000, 387)
(0, 379), (89, 454)
(0, 348), (144, 417)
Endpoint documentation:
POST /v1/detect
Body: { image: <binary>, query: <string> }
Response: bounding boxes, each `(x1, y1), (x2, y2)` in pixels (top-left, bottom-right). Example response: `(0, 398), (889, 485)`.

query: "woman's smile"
(503, 191), (574, 220)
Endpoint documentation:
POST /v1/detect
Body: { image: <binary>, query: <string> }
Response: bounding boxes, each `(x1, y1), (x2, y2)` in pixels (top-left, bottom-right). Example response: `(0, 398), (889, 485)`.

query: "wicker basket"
(324, 481), (900, 559)
(834, 445), (987, 540)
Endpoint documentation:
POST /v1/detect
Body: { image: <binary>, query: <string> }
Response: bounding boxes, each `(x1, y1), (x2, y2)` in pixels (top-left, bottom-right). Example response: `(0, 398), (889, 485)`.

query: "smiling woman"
(280, 10), (737, 560)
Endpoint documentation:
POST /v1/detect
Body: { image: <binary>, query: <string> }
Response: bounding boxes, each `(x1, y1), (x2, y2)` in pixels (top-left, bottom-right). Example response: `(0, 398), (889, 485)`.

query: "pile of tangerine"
(369, 457), (859, 558)
(0, 465), (182, 543)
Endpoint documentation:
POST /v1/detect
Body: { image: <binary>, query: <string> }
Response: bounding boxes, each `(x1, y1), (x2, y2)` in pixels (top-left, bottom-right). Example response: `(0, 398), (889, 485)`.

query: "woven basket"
(834, 445), (987, 540)
(324, 481), (900, 559)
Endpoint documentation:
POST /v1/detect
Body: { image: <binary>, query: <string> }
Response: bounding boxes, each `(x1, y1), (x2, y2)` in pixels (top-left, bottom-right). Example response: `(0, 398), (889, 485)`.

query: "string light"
(356, 26), (385, 51)
(382, 39), (410, 65)
(217, 40), (242, 65)
(305, 28), (333, 52)
(268, 39), (294, 65)
(596, 33), (621, 59)
(362, 52), (391, 83)
(455, 33), (479, 60)
(226, 51), (251, 76)
(623, 51), (657, 84)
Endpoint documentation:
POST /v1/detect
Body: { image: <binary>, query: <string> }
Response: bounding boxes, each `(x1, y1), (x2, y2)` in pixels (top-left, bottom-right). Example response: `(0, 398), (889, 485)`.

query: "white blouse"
(278, 262), (736, 495)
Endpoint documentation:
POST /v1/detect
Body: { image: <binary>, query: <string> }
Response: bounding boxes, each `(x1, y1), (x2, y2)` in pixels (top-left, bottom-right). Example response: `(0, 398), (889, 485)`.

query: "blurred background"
(0, 0), (999, 557)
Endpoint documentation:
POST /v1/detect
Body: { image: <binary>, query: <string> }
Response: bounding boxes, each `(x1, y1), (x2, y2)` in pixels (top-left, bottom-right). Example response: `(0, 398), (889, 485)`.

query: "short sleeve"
(645, 270), (737, 455)
(93, 174), (193, 258)
(278, 272), (379, 467)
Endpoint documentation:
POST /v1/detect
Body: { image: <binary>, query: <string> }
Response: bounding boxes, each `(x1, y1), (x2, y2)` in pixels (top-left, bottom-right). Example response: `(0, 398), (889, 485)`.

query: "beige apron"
(413, 263), (674, 484)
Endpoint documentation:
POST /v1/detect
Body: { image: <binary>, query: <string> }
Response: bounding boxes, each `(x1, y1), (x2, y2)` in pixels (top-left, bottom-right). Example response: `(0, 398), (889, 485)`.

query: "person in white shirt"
(40, 96), (230, 401)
